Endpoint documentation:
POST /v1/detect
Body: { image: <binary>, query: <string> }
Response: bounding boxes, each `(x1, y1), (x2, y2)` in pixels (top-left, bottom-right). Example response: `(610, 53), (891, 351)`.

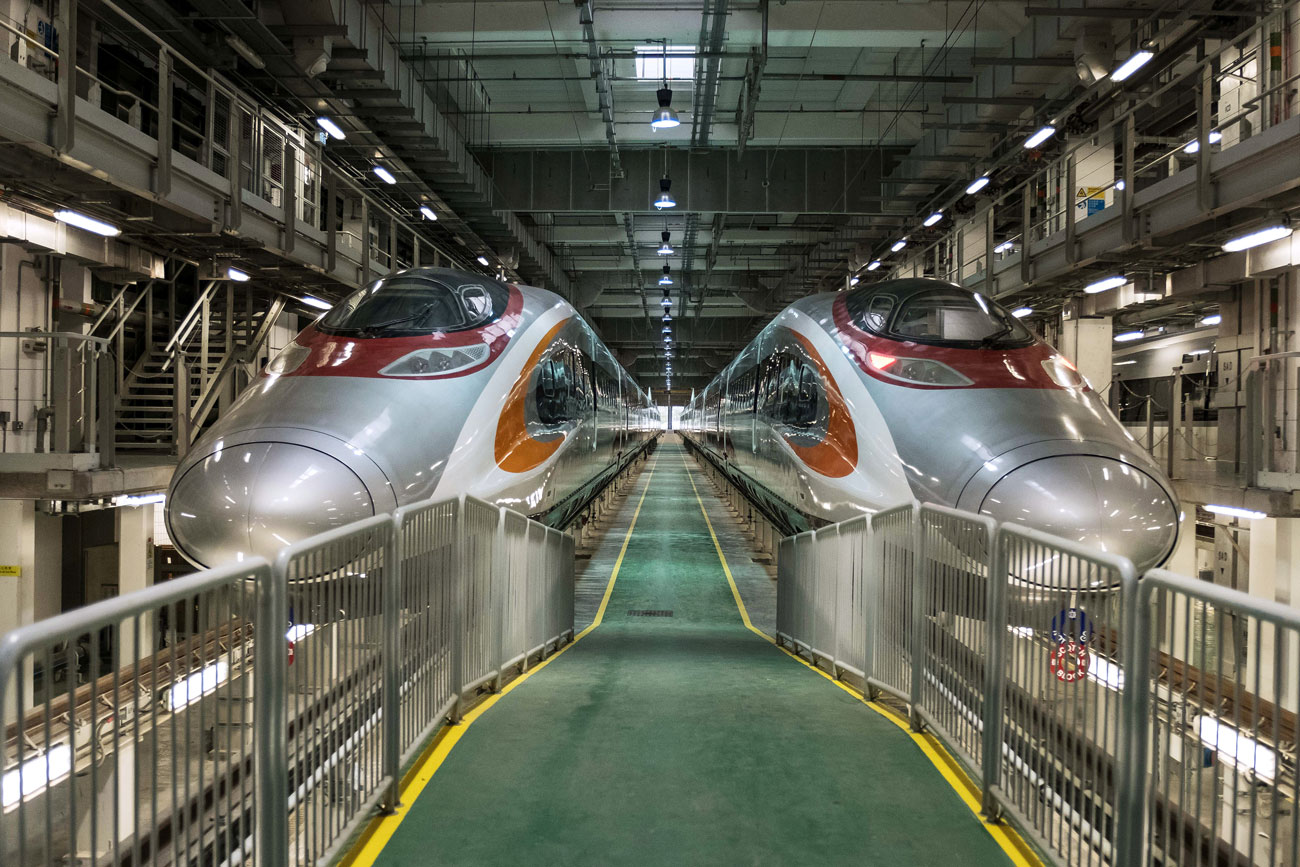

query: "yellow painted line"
(342, 453), (659, 867)
(680, 450), (1042, 867)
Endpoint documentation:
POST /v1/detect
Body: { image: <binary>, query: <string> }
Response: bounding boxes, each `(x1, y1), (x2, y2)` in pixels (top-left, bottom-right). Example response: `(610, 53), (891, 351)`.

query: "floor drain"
(627, 609), (673, 617)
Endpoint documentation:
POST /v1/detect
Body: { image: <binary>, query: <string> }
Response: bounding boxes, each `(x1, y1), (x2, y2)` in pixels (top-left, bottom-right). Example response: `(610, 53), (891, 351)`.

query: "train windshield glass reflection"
(891, 289), (1031, 348)
(319, 273), (509, 336)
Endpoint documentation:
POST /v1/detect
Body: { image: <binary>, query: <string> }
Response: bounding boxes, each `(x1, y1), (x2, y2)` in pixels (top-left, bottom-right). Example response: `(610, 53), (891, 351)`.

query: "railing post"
(258, 555), (290, 867)
(1115, 571), (1151, 864)
(908, 503), (926, 731)
(980, 526), (1009, 820)
(381, 514), (403, 811)
(97, 348), (115, 467)
(450, 495), (467, 722)
(861, 521), (878, 699)
(493, 507), (507, 691)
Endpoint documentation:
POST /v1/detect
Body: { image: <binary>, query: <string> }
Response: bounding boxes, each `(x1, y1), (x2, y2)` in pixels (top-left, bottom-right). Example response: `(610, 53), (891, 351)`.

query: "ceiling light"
(965, 176), (991, 195)
(301, 296), (332, 310)
(994, 240), (1015, 254)
(650, 88), (681, 130)
(1114, 360), (1136, 366)
(654, 178), (676, 209)
(923, 211), (944, 227)
(1012, 307), (1032, 318)
(1200, 314), (1222, 326)
(890, 238), (907, 253)
(372, 165), (397, 185)
(849, 276), (860, 286)
(1110, 49), (1154, 82)
(1205, 503), (1267, 520)
(1197, 716), (1276, 781)
(476, 255), (490, 266)
(658, 231), (674, 255)
(660, 293), (672, 308)
(111, 493), (166, 507)
(662, 324), (672, 334)
(1222, 224), (1293, 252)
(1084, 275), (1127, 294)
(315, 116), (346, 140)
(164, 661), (229, 712)
(54, 209), (121, 237)
(662, 311), (672, 322)
(1115, 179), (1126, 191)
(227, 267), (250, 282)
(1024, 125), (1057, 149)
(420, 205), (437, 221)
(1182, 131), (1222, 154)
(1114, 330), (1145, 342)
(659, 265), (673, 286)
(866, 260), (881, 272)
(2, 743), (72, 808)
(225, 34), (265, 69)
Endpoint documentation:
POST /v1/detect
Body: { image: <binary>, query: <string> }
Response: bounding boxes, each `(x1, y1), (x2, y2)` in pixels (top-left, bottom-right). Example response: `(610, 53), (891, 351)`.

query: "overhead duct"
(1074, 23), (1114, 86)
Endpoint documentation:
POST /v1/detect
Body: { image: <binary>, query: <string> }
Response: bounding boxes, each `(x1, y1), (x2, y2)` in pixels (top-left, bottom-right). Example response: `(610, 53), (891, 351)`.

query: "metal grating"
(626, 609), (673, 617)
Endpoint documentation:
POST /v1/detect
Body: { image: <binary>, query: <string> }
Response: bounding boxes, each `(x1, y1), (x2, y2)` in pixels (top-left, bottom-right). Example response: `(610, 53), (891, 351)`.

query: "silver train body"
(681, 278), (1180, 588)
(166, 268), (658, 568)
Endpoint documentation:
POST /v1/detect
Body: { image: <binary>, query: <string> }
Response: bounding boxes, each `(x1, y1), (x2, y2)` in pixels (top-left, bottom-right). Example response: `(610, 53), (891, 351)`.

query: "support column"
(115, 503), (155, 665)
(1058, 314), (1113, 394)
(1247, 516), (1300, 713)
(0, 502), (61, 720)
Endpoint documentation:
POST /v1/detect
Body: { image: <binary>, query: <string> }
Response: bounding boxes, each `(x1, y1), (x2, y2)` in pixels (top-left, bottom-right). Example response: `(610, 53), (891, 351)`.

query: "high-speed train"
(166, 267), (659, 568)
(681, 277), (1180, 575)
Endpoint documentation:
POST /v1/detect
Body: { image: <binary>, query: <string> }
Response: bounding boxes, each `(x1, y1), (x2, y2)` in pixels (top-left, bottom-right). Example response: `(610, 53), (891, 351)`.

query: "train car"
(165, 267), (659, 568)
(681, 277), (1180, 576)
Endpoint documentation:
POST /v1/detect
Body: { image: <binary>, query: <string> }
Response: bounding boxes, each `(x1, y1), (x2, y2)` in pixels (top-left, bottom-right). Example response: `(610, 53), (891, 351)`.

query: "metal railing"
(0, 331), (111, 459)
(777, 502), (1300, 866)
(0, 494), (574, 867)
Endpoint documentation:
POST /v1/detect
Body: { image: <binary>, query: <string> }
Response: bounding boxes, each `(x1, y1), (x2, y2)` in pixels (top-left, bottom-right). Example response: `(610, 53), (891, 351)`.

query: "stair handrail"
(161, 280), (222, 370)
(186, 297), (286, 443)
(97, 284), (153, 346)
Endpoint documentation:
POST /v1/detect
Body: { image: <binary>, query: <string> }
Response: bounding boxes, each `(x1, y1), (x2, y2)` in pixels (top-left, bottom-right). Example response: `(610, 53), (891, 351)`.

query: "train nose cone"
(979, 456), (1178, 574)
(167, 442), (375, 567)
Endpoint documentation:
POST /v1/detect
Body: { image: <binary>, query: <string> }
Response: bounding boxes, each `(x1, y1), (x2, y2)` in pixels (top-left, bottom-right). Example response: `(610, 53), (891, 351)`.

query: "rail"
(0, 493), (575, 867)
(778, 502), (1300, 866)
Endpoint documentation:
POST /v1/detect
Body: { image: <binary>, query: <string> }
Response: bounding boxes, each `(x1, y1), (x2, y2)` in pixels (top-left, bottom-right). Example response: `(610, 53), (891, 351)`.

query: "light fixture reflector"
(420, 205), (437, 221)
(1221, 225), (1293, 253)
(923, 211), (944, 227)
(372, 166), (397, 185)
(1085, 275), (1127, 294)
(227, 267), (250, 282)
(1024, 125), (1056, 149)
(54, 209), (120, 237)
(890, 238), (907, 253)
(315, 116), (346, 140)
(1110, 49), (1154, 82)
(965, 176), (990, 195)
(1012, 307), (1032, 318)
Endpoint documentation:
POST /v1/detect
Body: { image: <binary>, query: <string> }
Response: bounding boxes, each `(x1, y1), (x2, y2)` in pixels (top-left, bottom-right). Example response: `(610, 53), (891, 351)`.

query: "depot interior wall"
(0, 243), (56, 454)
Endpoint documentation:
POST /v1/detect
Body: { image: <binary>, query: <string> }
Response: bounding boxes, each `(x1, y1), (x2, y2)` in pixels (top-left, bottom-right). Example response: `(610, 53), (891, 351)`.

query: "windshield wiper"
(359, 302), (441, 335)
(980, 324), (1014, 347)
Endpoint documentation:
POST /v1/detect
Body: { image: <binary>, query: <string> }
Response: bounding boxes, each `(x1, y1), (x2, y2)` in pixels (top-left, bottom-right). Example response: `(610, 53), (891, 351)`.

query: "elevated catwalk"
(347, 440), (1030, 866)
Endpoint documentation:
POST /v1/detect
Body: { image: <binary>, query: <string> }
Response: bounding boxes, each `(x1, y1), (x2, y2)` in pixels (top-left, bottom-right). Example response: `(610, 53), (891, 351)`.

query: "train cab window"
(890, 288), (1030, 348)
(319, 271), (509, 337)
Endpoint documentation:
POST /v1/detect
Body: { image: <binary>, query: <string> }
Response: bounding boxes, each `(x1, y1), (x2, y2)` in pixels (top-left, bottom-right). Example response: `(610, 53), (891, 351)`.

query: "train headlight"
(868, 352), (972, 387)
(379, 344), (491, 377)
(266, 342), (311, 375)
(1041, 356), (1087, 390)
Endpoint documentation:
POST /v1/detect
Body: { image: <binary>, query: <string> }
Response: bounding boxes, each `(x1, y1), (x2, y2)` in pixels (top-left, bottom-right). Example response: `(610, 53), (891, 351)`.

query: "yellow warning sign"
(1076, 186), (1105, 199)
(0, 565), (21, 578)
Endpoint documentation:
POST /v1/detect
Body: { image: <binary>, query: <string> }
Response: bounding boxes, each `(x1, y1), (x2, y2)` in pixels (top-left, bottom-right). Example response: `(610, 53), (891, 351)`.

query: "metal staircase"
(115, 281), (286, 454)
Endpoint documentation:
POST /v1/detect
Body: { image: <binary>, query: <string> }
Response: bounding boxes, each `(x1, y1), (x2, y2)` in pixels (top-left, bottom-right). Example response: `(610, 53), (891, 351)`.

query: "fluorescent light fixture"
(1113, 360), (1136, 366)
(315, 116), (346, 140)
(53, 209), (120, 237)
(301, 296), (332, 310)
(1012, 307), (1032, 318)
(1221, 225), (1293, 253)
(1182, 130), (1222, 154)
(420, 205), (437, 221)
(1110, 49), (1154, 82)
(227, 267), (250, 282)
(1087, 653), (1125, 691)
(1197, 716), (1277, 782)
(1114, 330), (1145, 342)
(1085, 275), (1127, 294)
(1187, 348), (1211, 356)
(476, 255), (490, 266)
(112, 493), (165, 507)
(923, 211), (944, 228)
(163, 660), (229, 712)
(2, 743), (72, 809)
(1205, 504), (1267, 521)
(849, 276), (860, 286)
(1200, 314), (1222, 326)
(890, 238), (907, 253)
(1024, 125), (1056, 149)
(372, 165), (397, 184)
(965, 176), (990, 195)
(994, 240), (1015, 254)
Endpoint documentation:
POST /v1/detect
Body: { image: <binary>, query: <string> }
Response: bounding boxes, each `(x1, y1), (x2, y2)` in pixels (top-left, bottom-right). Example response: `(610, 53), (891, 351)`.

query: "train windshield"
(318, 273), (509, 336)
(847, 282), (1031, 349)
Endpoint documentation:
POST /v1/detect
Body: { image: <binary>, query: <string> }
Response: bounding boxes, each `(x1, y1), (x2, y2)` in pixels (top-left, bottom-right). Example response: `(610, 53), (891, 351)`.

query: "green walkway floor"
(367, 441), (1015, 866)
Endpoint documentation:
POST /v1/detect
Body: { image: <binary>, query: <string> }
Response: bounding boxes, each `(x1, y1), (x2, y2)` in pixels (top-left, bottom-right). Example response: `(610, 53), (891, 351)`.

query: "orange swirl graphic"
(787, 330), (859, 478)
(494, 318), (571, 472)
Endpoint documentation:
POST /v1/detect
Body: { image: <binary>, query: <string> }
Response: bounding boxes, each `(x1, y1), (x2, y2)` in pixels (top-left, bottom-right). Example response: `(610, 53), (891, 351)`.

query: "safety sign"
(1050, 641), (1090, 683)
(1050, 607), (1094, 645)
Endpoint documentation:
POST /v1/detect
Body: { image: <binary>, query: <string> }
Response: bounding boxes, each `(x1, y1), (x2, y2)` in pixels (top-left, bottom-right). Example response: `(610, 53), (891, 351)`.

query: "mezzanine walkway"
(347, 439), (1031, 866)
